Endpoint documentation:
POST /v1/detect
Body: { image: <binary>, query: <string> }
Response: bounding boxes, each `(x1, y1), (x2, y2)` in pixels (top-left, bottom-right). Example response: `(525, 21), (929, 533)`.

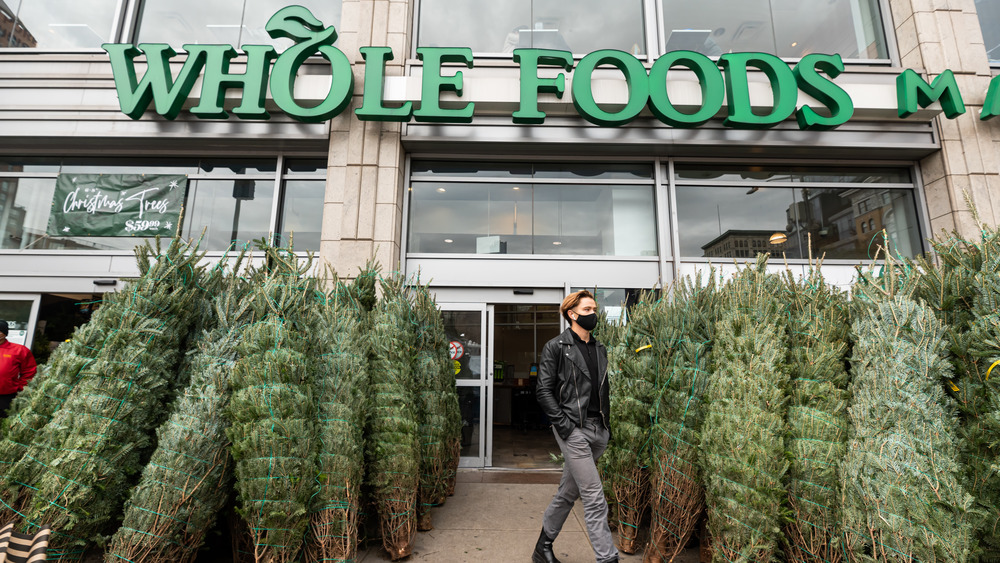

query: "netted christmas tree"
(411, 283), (461, 532)
(644, 273), (718, 563)
(603, 292), (658, 554)
(913, 216), (1000, 561)
(3, 238), (207, 559)
(0, 308), (110, 500)
(107, 253), (255, 563)
(226, 246), (321, 563)
(781, 267), (851, 563)
(367, 273), (420, 560)
(700, 256), (789, 563)
(304, 274), (369, 563)
(842, 259), (972, 563)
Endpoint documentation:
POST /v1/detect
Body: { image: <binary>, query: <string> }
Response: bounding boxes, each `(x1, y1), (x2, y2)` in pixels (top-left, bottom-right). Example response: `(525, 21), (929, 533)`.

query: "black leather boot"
(531, 529), (561, 563)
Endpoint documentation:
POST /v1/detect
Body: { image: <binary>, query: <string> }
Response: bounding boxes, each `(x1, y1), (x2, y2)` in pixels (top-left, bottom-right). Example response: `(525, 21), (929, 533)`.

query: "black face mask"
(573, 313), (598, 331)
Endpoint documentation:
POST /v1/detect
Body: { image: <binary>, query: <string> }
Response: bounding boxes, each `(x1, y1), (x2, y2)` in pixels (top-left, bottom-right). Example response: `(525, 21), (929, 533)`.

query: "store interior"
(491, 304), (561, 469)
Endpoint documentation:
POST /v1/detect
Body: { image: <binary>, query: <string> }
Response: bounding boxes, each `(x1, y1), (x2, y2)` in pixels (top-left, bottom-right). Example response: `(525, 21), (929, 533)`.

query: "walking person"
(0, 320), (37, 417)
(533, 290), (618, 563)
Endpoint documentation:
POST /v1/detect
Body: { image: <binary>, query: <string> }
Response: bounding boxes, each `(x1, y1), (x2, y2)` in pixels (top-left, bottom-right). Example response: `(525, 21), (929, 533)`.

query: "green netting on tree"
(913, 219), (1000, 562)
(701, 257), (789, 563)
(0, 238), (208, 560)
(603, 292), (658, 554)
(645, 273), (717, 563)
(366, 274), (419, 561)
(781, 269), (850, 563)
(410, 283), (460, 532)
(305, 275), (369, 563)
(0, 312), (111, 492)
(843, 262), (972, 563)
(226, 245), (323, 563)
(107, 255), (255, 563)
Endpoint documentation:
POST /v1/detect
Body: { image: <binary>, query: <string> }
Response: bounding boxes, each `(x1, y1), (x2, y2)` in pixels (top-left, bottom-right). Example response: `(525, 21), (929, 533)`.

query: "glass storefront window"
(278, 179), (325, 251)
(675, 185), (921, 260)
(182, 179), (274, 251)
(408, 181), (657, 256)
(417, 0), (646, 55)
(1, 0), (118, 49)
(0, 159), (320, 253)
(977, 0), (1000, 63)
(661, 0), (888, 59)
(136, 0), (341, 49)
(0, 177), (155, 250)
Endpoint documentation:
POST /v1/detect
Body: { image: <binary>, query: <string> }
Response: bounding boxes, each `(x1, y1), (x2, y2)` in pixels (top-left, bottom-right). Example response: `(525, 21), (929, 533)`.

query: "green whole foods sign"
(47, 174), (187, 237)
(103, 6), (986, 129)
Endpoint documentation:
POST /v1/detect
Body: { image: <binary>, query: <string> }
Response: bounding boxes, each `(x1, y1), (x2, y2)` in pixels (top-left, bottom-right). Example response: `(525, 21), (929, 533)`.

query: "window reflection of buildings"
(702, 187), (899, 260)
(0, 1), (37, 48)
(702, 230), (782, 259)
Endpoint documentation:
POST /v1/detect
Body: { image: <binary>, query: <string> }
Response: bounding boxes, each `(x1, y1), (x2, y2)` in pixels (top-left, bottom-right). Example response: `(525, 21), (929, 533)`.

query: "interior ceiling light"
(552, 241), (562, 245)
(444, 239), (453, 243)
(769, 232), (788, 245)
(437, 187), (446, 192)
(512, 186), (520, 190)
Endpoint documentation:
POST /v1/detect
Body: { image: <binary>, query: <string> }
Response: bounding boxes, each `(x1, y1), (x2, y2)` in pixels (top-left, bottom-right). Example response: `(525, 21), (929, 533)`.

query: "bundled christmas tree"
(914, 219), (1000, 561)
(842, 261), (972, 563)
(305, 276), (369, 563)
(107, 256), (254, 563)
(604, 293), (658, 554)
(411, 284), (460, 531)
(367, 274), (419, 560)
(3, 238), (207, 559)
(644, 274), (718, 563)
(782, 268), (851, 563)
(0, 311), (109, 495)
(226, 247), (321, 563)
(700, 257), (789, 563)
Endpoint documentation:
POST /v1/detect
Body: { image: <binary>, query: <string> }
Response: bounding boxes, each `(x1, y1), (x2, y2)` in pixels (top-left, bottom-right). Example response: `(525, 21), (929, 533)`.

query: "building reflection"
(0, 1), (38, 48)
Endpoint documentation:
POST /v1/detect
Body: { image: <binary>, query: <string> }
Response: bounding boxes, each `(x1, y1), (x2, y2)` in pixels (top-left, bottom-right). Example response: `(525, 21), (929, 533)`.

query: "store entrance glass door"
(440, 303), (493, 468)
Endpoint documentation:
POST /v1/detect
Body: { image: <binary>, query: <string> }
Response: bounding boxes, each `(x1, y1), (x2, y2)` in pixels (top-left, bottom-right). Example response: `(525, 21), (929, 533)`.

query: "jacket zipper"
(567, 343), (584, 427)
(596, 344), (605, 430)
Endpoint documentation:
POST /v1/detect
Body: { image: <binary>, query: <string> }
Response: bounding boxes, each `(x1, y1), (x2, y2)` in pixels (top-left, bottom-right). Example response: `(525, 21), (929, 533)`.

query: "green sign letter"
(793, 54), (853, 131)
(356, 46), (412, 121)
(189, 44), (276, 119)
(981, 74), (1000, 120)
(572, 50), (649, 127)
(414, 47), (475, 123)
(267, 6), (353, 123)
(719, 52), (798, 129)
(896, 68), (965, 119)
(102, 43), (209, 120)
(512, 49), (574, 124)
(647, 50), (724, 127)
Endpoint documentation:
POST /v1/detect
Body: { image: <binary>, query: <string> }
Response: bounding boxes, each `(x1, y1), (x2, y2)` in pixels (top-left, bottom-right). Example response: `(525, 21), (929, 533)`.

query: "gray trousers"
(542, 417), (618, 563)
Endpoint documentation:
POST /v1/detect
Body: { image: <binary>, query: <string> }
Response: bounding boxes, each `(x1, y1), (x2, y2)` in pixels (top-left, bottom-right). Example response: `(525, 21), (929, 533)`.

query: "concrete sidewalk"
(357, 470), (700, 562)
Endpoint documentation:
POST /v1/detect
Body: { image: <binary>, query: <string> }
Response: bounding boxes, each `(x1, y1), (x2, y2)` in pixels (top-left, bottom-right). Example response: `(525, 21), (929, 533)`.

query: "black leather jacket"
(536, 327), (610, 440)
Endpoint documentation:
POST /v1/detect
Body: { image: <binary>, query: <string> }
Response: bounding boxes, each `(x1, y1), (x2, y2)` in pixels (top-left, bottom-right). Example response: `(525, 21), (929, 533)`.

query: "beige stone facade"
(318, 0), (1000, 278)
(322, 0), (411, 277)
(891, 0), (1000, 238)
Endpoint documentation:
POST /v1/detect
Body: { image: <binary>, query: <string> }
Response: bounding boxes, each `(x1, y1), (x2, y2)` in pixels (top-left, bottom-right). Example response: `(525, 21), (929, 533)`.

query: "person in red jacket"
(0, 320), (37, 417)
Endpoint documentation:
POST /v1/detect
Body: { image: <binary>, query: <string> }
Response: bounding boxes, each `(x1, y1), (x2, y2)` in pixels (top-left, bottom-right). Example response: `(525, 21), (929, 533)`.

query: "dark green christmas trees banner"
(47, 174), (187, 237)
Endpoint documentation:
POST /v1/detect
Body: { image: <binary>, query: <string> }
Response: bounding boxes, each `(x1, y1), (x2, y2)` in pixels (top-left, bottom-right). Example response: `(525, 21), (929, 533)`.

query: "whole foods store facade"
(1, 0), (997, 467)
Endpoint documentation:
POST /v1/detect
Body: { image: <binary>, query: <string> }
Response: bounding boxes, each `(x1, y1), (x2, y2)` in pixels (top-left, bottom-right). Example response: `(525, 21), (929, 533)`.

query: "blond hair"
(560, 290), (596, 323)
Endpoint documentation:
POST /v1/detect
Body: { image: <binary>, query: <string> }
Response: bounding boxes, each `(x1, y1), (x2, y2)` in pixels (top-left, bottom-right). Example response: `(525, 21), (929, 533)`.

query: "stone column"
(891, 0), (1000, 237)
(320, 0), (410, 277)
